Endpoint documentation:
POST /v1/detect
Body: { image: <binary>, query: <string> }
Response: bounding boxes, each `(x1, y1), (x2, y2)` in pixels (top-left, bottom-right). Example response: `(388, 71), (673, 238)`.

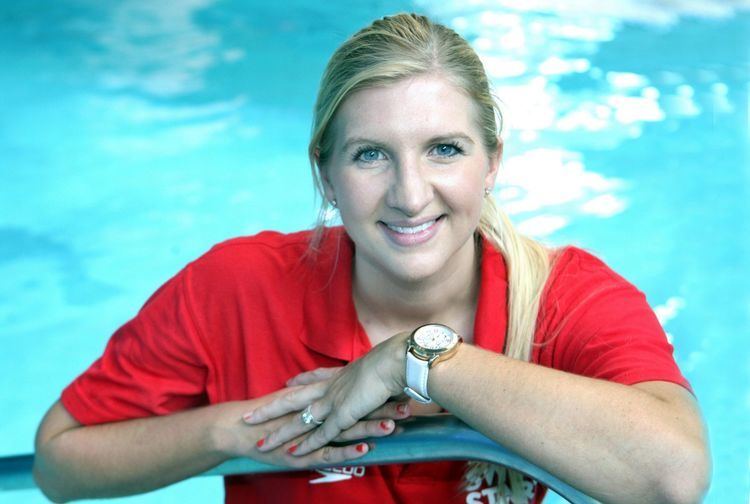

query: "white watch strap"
(404, 351), (431, 403)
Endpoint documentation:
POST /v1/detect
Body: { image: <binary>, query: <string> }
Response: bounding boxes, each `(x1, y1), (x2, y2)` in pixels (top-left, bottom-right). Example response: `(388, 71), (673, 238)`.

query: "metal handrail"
(1, 416), (596, 503)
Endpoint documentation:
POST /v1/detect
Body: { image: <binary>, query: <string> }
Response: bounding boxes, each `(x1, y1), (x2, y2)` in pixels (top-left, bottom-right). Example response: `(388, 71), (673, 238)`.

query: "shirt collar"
(300, 228), (508, 362)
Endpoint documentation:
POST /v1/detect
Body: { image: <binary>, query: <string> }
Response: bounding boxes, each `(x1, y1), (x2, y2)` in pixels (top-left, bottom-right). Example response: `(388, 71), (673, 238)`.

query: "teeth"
(386, 219), (436, 234)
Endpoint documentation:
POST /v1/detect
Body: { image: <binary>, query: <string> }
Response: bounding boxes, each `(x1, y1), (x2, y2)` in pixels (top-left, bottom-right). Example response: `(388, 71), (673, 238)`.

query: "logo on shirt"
(464, 465), (536, 504)
(309, 466), (366, 484)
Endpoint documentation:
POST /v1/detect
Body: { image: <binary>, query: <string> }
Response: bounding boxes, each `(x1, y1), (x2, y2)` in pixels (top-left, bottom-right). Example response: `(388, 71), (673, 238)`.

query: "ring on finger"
(301, 404), (324, 426)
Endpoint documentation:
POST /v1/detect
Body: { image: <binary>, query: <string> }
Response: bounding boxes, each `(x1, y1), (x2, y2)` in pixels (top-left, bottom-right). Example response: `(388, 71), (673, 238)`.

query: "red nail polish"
(356, 443), (368, 453)
(287, 444), (298, 454)
(380, 420), (390, 430)
(256, 438), (265, 448)
(397, 403), (408, 415)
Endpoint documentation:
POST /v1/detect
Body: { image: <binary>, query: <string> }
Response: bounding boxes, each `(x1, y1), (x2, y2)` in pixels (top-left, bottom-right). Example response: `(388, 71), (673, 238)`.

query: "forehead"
(330, 74), (482, 146)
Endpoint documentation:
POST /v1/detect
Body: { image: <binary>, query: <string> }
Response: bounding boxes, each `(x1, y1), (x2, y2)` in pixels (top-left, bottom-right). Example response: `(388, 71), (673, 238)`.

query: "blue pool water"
(1, 1), (747, 502)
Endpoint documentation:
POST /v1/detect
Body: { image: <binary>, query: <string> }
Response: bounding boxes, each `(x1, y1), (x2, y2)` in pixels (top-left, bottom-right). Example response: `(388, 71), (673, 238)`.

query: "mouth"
(378, 215), (445, 246)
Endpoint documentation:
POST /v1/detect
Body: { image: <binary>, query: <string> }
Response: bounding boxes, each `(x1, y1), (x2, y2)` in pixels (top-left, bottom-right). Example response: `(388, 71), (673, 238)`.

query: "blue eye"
(433, 142), (463, 157)
(353, 147), (385, 163)
(351, 142), (463, 162)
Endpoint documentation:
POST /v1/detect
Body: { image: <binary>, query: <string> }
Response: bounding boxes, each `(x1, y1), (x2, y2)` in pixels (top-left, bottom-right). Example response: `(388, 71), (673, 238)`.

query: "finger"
(293, 403), (358, 456)
(243, 382), (327, 425)
(364, 400), (411, 420)
(255, 401), (328, 452)
(286, 367), (342, 387)
(334, 419), (396, 442)
(283, 442), (371, 469)
(256, 417), (313, 453)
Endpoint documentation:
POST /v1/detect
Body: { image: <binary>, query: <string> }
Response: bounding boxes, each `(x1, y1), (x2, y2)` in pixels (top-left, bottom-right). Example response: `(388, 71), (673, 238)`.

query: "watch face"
(413, 324), (457, 351)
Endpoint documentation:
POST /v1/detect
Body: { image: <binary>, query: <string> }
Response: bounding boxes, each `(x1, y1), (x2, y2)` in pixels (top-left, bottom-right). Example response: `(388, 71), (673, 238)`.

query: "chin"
(354, 225), (475, 285)
(386, 253), (447, 284)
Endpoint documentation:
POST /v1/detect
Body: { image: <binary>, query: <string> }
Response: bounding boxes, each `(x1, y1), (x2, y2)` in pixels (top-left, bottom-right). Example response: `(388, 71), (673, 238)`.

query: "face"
(321, 74), (500, 286)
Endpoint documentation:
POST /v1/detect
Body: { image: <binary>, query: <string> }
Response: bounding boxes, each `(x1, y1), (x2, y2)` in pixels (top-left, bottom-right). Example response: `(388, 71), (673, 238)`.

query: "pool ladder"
(0, 415), (597, 503)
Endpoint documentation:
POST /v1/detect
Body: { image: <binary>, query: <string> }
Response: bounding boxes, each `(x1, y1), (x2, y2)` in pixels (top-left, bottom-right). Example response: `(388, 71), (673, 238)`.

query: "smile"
(385, 220), (436, 234)
(379, 216), (444, 246)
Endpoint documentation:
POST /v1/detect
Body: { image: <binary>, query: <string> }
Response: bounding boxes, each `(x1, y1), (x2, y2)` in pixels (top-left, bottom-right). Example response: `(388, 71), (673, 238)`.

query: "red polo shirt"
(61, 227), (690, 503)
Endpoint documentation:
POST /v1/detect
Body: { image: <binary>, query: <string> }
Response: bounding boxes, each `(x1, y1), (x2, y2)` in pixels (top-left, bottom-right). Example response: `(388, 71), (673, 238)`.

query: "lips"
(384, 219), (437, 234)
(378, 215), (445, 246)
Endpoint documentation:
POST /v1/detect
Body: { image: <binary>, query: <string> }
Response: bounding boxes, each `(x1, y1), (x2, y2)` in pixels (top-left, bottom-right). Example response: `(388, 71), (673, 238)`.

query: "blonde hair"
(308, 13), (556, 497)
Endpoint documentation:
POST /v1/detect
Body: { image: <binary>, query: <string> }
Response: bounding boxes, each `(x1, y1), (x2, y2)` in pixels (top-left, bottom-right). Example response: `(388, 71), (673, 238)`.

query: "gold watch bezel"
(407, 323), (463, 367)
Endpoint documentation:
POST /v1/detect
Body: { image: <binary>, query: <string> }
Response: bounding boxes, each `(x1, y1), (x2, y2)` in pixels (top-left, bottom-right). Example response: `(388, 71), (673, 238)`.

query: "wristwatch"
(403, 323), (463, 404)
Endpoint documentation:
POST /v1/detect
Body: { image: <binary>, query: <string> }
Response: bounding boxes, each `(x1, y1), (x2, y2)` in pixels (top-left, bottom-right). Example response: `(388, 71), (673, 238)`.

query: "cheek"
(335, 173), (385, 217)
(438, 171), (486, 213)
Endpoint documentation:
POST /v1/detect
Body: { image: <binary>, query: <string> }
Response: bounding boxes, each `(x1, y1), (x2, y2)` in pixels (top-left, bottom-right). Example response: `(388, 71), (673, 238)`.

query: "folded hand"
(244, 333), (410, 458)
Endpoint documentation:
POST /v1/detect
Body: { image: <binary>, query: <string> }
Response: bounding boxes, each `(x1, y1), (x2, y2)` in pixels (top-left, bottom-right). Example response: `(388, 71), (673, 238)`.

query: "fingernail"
(256, 438), (265, 448)
(396, 403), (409, 416)
(380, 420), (391, 431)
(287, 444), (298, 454)
(242, 411), (254, 423)
(356, 443), (368, 454)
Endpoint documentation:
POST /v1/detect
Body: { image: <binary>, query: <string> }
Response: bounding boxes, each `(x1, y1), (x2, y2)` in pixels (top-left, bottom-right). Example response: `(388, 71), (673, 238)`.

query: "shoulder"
(166, 229), (324, 346)
(538, 245), (651, 341)
(200, 228), (314, 263)
(536, 246), (689, 389)
(549, 245), (629, 283)
(544, 245), (638, 305)
(184, 229), (317, 281)
(538, 244), (656, 348)
(178, 226), (348, 298)
(160, 229), (317, 315)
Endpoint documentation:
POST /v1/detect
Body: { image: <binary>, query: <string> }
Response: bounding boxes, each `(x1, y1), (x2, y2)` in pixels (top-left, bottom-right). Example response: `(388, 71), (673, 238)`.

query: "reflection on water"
(421, 0), (746, 239)
(1, 1), (748, 503)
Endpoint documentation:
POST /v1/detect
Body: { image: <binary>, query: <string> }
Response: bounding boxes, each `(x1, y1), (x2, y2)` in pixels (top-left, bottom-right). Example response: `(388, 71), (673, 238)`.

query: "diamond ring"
(301, 404), (323, 426)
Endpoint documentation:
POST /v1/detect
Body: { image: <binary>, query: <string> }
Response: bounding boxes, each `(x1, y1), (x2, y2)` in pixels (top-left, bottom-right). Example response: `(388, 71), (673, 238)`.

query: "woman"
(33, 13), (710, 504)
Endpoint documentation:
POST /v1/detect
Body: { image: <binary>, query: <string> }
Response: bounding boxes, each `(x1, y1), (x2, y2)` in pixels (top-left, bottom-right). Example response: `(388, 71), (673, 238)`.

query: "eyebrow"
(341, 132), (476, 152)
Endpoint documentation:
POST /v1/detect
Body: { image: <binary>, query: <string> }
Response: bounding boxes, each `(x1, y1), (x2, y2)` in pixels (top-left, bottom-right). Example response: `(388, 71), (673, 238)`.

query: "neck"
(352, 235), (481, 340)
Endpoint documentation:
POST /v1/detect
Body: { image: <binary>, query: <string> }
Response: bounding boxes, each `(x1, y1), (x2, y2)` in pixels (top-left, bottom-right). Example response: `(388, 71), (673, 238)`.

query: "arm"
(429, 342), (711, 504)
(33, 400), (233, 503)
(248, 334), (710, 504)
(227, 248), (711, 503)
(33, 394), (391, 503)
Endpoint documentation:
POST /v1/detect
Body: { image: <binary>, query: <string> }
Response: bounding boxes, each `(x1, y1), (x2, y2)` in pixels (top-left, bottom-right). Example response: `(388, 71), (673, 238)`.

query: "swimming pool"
(1, 1), (747, 502)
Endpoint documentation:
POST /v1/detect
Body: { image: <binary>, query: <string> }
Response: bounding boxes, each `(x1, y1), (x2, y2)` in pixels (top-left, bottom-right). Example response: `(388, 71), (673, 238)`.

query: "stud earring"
(331, 199), (338, 208)
(484, 188), (491, 197)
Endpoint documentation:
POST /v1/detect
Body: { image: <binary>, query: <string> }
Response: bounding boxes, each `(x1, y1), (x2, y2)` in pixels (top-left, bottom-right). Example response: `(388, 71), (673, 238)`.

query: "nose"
(385, 156), (433, 216)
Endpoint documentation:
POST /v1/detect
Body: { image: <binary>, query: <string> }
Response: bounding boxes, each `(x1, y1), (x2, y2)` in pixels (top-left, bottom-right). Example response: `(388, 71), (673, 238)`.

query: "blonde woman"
(33, 13), (710, 504)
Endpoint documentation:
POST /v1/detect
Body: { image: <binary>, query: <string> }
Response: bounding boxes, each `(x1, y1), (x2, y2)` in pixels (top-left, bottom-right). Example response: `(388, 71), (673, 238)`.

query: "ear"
(484, 136), (503, 190)
(314, 148), (336, 203)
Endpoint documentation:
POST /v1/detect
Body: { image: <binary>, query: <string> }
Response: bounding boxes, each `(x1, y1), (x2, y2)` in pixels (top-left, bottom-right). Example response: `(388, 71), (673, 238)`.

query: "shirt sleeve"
(536, 247), (692, 393)
(61, 266), (211, 425)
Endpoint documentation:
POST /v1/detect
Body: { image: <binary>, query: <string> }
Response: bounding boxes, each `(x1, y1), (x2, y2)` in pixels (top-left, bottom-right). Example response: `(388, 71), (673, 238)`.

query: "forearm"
(33, 401), (247, 502)
(429, 344), (709, 504)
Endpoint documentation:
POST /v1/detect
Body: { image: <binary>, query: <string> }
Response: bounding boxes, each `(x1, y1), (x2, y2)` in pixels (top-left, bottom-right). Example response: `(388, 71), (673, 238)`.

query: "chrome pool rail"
(1, 415), (596, 503)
